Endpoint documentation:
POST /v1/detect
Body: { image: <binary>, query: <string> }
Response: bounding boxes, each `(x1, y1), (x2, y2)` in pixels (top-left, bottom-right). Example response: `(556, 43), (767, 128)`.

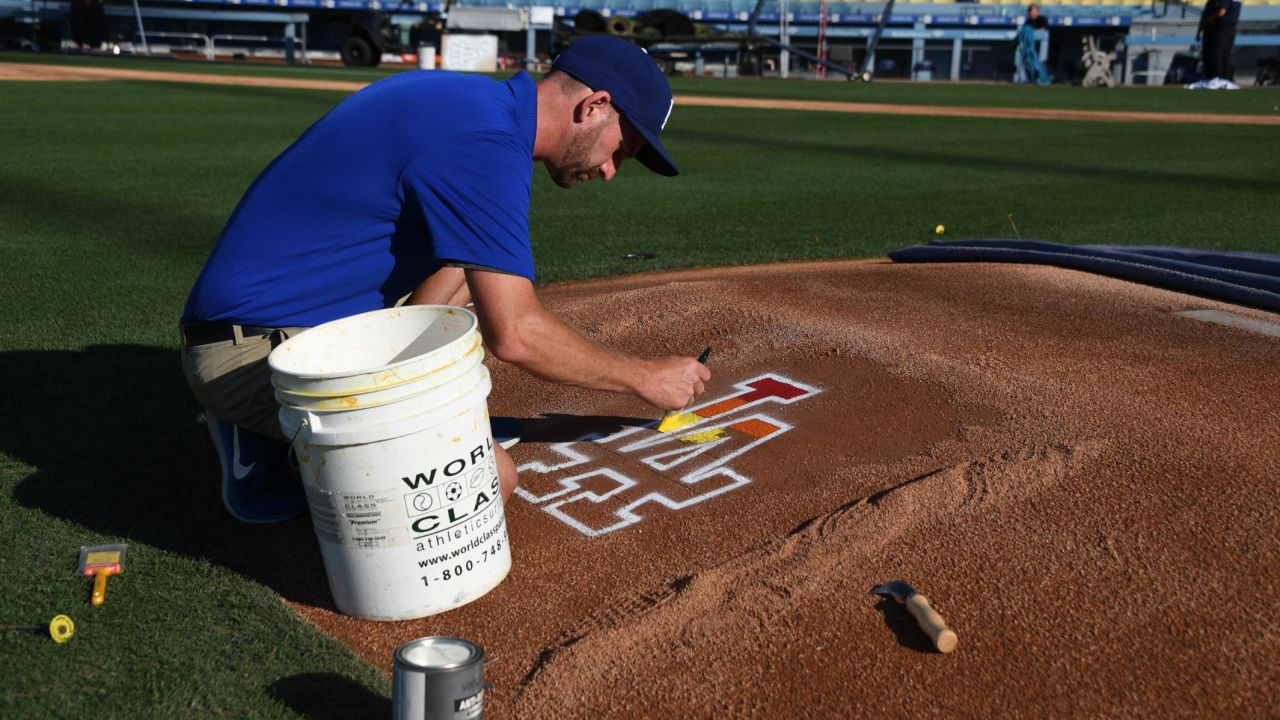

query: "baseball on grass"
(934, 224), (945, 235)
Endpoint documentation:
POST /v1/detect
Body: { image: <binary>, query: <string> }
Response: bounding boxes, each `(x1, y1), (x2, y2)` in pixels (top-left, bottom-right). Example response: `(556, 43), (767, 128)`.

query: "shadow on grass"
(3, 344), (333, 608)
(269, 673), (392, 720)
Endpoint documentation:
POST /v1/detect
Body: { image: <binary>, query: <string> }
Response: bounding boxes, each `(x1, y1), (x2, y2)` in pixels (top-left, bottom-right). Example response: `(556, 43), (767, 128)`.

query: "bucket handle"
(286, 418), (309, 471)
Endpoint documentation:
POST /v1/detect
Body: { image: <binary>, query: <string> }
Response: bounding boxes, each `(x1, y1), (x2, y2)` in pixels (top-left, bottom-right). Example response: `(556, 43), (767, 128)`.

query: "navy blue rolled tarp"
(889, 239), (1280, 313)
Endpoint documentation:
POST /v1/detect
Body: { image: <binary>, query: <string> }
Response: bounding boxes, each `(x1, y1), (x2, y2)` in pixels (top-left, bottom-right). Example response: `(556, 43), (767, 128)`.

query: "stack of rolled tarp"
(571, 8), (694, 39)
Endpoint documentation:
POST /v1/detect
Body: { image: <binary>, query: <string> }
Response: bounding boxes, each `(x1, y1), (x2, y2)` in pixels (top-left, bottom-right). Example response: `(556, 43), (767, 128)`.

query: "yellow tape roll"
(49, 614), (75, 643)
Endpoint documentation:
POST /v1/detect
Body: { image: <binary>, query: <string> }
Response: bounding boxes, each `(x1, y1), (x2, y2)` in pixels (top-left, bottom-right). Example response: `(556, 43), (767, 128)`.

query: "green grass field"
(1, 53), (1277, 717)
(8, 50), (1280, 114)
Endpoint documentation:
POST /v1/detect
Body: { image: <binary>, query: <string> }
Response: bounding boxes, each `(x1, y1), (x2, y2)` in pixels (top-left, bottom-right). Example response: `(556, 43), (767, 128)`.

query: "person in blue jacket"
(180, 37), (710, 523)
(1016, 4), (1052, 85)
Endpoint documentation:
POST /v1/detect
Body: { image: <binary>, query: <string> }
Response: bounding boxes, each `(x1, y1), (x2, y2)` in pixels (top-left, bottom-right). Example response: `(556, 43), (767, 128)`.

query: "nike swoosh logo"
(232, 425), (256, 480)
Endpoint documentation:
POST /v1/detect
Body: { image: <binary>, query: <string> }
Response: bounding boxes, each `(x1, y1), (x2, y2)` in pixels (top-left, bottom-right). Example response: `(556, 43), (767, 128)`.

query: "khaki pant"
(181, 326), (308, 442)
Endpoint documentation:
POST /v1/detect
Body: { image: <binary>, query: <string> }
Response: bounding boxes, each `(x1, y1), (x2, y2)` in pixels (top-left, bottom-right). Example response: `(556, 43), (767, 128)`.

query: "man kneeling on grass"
(179, 37), (709, 523)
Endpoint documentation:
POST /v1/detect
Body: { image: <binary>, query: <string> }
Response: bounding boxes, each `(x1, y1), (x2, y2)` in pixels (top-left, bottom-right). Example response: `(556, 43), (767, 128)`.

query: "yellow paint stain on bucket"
(679, 427), (725, 444)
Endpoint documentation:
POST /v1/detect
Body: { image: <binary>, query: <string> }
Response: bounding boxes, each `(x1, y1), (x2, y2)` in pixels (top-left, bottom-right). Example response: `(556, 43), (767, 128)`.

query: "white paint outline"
(641, 414), (795, 475)
(541, 468), (752, 537)
(515, 373), (822, 537)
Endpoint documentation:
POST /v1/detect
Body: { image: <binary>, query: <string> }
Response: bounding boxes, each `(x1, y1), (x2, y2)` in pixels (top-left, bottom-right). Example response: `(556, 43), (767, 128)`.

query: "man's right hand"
(637, 356), (711, 411)
(466, 269), (713, 410)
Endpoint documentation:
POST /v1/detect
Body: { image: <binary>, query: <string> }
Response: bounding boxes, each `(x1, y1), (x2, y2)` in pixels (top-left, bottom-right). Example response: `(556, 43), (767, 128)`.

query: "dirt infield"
(9, 55), (1276, 712)
(675, 94), (1280, 125)
(280, 260), (1278, 717)
(0, 63), (107, 81)
(4, 61), (1280, 126)
(0, 61), (365, 91)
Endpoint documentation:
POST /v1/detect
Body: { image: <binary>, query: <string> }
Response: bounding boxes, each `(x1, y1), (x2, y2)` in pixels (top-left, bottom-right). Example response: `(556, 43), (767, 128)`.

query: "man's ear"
(574, 90), (614, 124)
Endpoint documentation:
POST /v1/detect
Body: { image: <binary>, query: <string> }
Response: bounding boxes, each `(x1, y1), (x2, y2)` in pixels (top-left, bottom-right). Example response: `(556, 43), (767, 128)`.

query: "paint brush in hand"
(656, 346), (712, 433)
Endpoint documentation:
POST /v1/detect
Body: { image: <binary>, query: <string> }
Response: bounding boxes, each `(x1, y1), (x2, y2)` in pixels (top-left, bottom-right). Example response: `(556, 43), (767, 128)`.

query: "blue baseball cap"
(550, 36), (678, 177)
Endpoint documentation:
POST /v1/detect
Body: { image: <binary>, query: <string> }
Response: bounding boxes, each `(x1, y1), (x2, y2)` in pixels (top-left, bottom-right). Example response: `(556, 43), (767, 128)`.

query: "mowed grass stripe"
(6, 61), (1278, 126)
(4, 50), (1280, 116)
(675, 94), (1280, 125)
(1, 80), (389, 718)
(0, 78), (1275, 717)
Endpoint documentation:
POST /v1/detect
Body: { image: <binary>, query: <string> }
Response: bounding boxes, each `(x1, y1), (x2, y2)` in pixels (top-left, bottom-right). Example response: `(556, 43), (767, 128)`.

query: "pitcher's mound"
(294, 259), (1280, 718)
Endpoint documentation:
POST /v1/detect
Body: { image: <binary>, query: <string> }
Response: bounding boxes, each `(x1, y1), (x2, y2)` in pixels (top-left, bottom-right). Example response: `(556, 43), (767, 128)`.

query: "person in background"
(1016, 4), (1052, 85)
(1199, 0), (1242, 84)
(69, 0), (107, 52)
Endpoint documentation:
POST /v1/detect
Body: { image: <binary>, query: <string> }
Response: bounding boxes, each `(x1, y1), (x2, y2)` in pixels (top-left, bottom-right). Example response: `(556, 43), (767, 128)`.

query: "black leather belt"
(181, 323), (278, 348)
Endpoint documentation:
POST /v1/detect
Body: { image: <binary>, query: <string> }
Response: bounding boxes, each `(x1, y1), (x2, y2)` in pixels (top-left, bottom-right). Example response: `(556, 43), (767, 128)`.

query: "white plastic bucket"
(270, 306), (481, 396)
(269, 305), (512, 621)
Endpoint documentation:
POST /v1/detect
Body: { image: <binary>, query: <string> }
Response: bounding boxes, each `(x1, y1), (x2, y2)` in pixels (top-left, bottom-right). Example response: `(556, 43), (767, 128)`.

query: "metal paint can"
(417, 44), (436, 70)
(392, 636), (486, 720)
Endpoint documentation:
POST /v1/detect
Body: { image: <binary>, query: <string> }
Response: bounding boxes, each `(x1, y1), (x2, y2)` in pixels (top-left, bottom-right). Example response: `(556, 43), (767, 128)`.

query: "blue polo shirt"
(183, 70), (538, 329)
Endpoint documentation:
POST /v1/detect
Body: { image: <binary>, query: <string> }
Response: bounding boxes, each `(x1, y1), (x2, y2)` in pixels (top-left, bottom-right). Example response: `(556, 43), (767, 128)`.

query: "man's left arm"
(408, 266), (469, 306)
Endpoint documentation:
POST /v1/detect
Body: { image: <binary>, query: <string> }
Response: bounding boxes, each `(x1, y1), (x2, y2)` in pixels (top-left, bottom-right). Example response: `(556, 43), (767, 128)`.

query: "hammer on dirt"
(870, 580), (958, 653)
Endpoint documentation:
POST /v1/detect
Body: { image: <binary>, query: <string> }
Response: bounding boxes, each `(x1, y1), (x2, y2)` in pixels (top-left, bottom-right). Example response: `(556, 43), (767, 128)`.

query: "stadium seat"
(785, 1), (819, 12)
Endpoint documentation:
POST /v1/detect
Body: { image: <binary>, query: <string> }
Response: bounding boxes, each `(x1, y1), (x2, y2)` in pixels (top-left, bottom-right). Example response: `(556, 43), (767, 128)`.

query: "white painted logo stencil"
(516, 374), (820, 537)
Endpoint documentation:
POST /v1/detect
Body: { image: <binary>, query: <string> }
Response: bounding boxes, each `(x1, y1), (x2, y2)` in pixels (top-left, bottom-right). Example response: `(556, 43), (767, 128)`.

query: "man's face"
(546, 104), (647, 189)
